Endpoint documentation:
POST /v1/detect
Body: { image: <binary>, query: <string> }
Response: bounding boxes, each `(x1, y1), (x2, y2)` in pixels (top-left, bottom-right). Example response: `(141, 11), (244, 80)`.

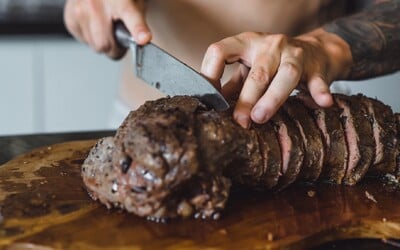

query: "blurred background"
(0, 0), (120, 136)
(0, 0), (398, 136)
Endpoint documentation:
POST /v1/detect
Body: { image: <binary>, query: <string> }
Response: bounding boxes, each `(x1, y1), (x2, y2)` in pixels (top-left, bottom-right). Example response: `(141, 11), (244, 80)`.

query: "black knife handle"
(114, 21), (135, 49)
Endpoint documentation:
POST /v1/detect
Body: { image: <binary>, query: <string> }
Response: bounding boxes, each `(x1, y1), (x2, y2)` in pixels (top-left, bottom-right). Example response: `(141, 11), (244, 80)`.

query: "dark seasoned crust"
(283, 97), (324, 182)
(334, 94), (375, 185)
(83, 94), (398, 221)
(356, 95), (397, 175)
(111, 96), (232, 220)
(297, 93), (348, 184)
(253, 122), (282, 189)
(81, 137), (120, 208)
(270, 109), (304, 189)
(195, 109), (264, 186)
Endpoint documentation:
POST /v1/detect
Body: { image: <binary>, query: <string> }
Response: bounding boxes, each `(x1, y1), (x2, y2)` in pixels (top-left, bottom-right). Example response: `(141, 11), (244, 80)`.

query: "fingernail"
(138, 31), (150, 43)
(236, 115), (250, 129)
(252, 108), (267, 123)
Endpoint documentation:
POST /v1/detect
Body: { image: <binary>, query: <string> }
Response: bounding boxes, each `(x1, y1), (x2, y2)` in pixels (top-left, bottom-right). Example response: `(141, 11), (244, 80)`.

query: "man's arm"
(199, 0), (400, 127)
(324, 0), (400, 79)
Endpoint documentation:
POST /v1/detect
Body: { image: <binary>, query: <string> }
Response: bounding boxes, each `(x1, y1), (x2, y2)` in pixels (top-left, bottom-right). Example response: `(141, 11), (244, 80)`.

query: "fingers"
(63, 0), (151, 59)
(201, 31), (334, 128)
(251, 56), (302, 124)
(117, 0), (152, 45)
(88, 3), (113, 53)
(201, 36), (248, 90)
(233, 53), (279, 128)
(64, 0), (86, 43)
(307, 75), (333, 107)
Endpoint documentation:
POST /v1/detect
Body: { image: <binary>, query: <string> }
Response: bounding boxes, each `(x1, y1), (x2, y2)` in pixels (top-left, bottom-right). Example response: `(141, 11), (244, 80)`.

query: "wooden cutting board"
(1, 140), (400, 249)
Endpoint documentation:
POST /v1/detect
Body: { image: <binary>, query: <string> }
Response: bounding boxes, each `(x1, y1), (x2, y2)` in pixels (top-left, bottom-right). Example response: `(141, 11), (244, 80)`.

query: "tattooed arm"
(324, 0), (400, 79)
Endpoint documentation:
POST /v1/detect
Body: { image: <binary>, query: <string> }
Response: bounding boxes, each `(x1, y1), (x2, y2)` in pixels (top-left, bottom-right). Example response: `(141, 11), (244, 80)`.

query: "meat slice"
(283, 97), (324, 182)
(253, 122), (282, 189)
(356, 95), (397, 174)
(334, 94), (375, 185)
(270, 109), (304, 189)
(296, 93), (348, 184)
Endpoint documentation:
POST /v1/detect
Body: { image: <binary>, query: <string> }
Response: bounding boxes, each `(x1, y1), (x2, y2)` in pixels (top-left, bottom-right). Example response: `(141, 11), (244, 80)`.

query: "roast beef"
(253, 122), (281, 189)
(334, 94), (375, 185)
(283, 98), (324, 182)
(356, 95), (397, 175)
(297, 94), (348, 184)
(82, 94), (399, 221)
(269, 109), (304, 189)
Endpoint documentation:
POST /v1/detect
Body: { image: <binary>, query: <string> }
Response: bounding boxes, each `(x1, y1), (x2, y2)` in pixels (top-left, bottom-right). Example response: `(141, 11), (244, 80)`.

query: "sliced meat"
(253, 122), (282, 189)
(296, 93), (348, 184)
(356, 95), (397, 174)
(283, 97), (324, 182)
(195, 110), (263, 186)
(334, 94), (375, 185)
(83, 94), (398, 221)
(270, 109), (304, 189)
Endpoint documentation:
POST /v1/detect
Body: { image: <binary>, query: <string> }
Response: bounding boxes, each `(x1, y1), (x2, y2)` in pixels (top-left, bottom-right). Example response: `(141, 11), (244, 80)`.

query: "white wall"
(331, 72), (400, 113)
(0, 37), (120, 135)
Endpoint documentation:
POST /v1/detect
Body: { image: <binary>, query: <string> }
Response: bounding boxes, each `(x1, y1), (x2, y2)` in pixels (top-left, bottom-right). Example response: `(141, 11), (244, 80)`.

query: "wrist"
(297, 28), (353, 80)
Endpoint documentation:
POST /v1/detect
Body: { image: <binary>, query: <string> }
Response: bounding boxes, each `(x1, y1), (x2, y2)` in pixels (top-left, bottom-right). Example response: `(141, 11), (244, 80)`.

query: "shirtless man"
(64, 0), (400, 128)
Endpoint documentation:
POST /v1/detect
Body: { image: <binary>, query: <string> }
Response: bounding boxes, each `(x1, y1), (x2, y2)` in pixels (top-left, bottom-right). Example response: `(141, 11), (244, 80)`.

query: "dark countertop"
(0, 131), (399, 249)
(0, 130), (114, 165)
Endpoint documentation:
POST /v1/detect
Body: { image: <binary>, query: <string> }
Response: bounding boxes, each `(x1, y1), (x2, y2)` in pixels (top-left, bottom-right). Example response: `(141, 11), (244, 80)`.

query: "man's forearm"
(323, 0), (400, 80)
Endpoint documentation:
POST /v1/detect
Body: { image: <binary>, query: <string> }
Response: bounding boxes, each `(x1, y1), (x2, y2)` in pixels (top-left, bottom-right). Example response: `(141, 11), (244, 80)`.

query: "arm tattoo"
(323, 0), (400, 80)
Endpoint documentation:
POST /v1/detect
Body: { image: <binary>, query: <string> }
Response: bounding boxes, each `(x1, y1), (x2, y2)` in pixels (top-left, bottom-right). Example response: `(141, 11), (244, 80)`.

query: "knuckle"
(272, 34), (288, 46)
(73, 4), (83, 19)
(292, 47), (304, 58)
(63, 1), (82, 34)
(85, 0), (96, 8)
(249, 67), (270, 85)
(281, 62), (300, 76)
(207, 43), (224, 58)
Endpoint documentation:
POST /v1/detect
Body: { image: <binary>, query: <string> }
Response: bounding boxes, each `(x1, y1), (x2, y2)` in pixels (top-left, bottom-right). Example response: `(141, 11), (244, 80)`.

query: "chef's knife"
(114, 22), (229, 111)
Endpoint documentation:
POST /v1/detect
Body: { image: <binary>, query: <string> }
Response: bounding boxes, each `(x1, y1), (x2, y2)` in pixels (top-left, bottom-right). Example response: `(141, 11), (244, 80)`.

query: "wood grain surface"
(1, 140), (400, 250)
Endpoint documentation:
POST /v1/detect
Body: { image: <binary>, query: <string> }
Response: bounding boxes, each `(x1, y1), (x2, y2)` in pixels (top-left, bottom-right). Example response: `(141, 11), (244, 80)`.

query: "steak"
(253, 122), (281, 189)
(356, 95), (397, 174)
(82, 94), (399, 221)
(270, 109), (304, 189)
(283, 98), (324, 182)
(297, 93), (348, 184)
(334, 94), (375, 185)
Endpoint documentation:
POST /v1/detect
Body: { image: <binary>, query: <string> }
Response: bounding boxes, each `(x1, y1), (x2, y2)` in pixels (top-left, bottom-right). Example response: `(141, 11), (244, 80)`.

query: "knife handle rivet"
(155, 82), (161, 89)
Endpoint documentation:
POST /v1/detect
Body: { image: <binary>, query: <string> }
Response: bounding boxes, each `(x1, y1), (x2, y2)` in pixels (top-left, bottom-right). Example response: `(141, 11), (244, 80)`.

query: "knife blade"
(114, 22), (229, 111)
